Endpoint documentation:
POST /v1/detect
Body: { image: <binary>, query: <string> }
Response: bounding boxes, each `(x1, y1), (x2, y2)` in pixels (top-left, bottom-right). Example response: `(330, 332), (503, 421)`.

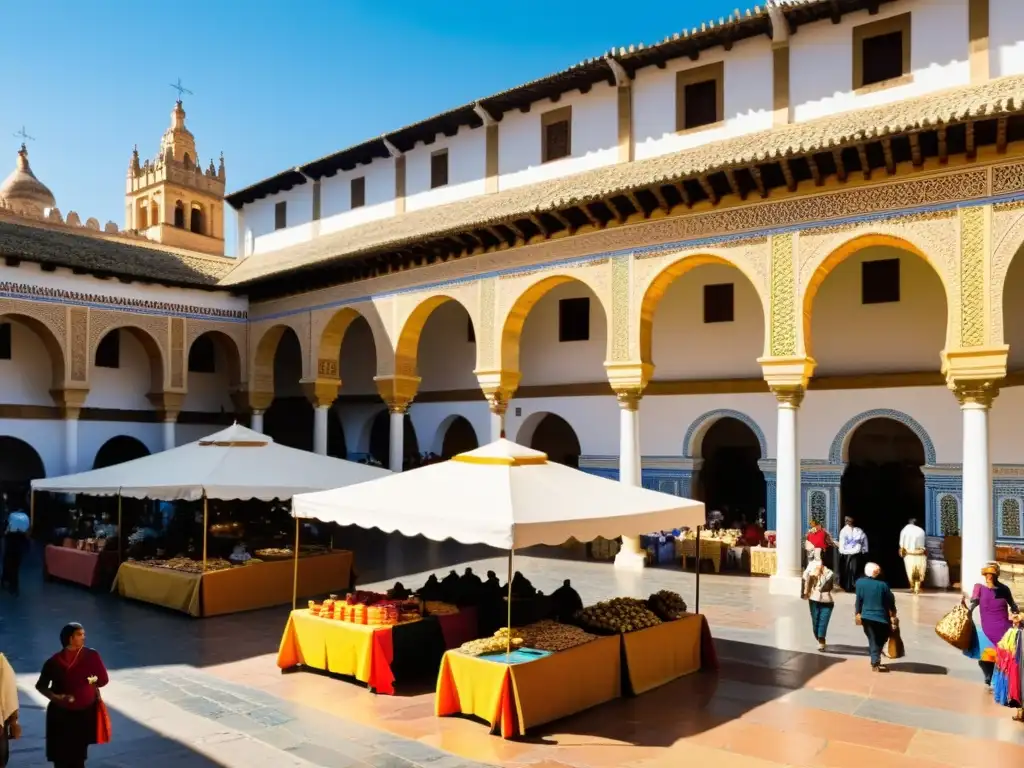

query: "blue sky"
(1, 0), (742, 253)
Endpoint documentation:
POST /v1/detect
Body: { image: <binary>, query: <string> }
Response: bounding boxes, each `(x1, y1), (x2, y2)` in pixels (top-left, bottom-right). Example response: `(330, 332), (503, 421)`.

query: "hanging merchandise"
(992, 626), (1022, 709)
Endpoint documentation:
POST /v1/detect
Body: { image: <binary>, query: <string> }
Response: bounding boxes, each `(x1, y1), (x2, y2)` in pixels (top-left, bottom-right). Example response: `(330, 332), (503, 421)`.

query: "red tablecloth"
(436, 607), (479, 650)
(45, 545), (119, 588)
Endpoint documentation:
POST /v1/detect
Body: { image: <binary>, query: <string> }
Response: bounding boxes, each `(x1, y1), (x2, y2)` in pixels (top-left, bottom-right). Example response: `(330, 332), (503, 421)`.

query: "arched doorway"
(841, 418), (926, 587)
(264, 327), (313, 451)
(696, 418), (766, 526)
(526, 413), (581, 468)
(93, 436), (150, 469)
(440, 416), (478, 458)
(368, 409), (420, 468)
(0, 436), (44, 517)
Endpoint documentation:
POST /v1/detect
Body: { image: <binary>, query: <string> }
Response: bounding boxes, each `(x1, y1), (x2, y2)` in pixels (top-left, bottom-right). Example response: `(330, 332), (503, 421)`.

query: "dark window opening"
(0, 323), (11, 360)
(173, 202), (185, 228)
(351, 176), (366, 209)
(703, 283), (735, 323)
(862, 258), (901, 304)
(95, 331), (120, 369)
(558, 297), (590, 342)
(543, 110), (571, 163)
(188, 334), (216, 374)
(862, 30), (904, 86)
(467, 317), (476, 343)
(274, 201), (287, 230)
(190, 206), (204, 234)
(430, 151), (449, 189)
(684, 79), (719, 130)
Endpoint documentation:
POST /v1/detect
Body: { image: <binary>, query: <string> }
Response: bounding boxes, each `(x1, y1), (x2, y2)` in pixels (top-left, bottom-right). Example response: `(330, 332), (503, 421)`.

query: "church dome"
(0, 144), (56, 215)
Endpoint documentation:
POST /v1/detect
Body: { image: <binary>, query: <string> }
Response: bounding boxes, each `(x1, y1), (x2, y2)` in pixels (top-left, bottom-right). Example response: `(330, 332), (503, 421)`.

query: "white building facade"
(4, 0), (1024, 593)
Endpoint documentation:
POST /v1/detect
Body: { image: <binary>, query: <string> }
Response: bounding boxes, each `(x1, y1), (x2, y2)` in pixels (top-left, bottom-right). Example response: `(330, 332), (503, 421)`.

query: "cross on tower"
(12, 126), (34, 143)
(169, 78), (193, 102)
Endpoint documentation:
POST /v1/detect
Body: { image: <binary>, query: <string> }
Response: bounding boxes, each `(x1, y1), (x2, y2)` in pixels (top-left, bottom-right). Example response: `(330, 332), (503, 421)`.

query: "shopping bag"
(935, 602), (973, 650)
(95, 692), (112, 745)
(886, 623), (906, 660)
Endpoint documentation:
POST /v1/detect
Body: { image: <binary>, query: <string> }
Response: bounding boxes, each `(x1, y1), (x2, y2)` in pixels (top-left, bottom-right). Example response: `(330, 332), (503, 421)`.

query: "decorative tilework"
(769, 234), (796, 357)
(69, 307), (87, 382)
(683, 409), (768, 459)
(809, 491), (827, 526)
(999, 497), (1022, 538)
(828, 409), (937, 465)
(994, 477), (1024, 543)
(959, 206), (986, 347)
(610, 254), (630, 361)
(939, 494), (961, 536)
(801, 466), (842, 535)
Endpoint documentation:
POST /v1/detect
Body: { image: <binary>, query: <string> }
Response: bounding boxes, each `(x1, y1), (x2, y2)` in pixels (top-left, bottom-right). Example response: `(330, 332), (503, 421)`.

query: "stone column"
(53, 388), (88, 476)
(250, 410), (265, 433)
(232, 391), (272, 435)
(488, 394), (508, 443)
(148, 392), (185, 453)
(770, 386), (804, 592)
(476, 370), (521, 444)
(302, 379), (341, 456)
(375, 375), (421, 472)
(956, 381), (998, 593)
(162, 418), (177, 452)
(613, 391), (646, 571)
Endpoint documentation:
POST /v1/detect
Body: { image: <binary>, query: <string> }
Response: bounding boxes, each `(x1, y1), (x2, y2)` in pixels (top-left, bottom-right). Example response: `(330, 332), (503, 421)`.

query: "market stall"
(290, 439), (713, 732)
(31, 423), (389, 617)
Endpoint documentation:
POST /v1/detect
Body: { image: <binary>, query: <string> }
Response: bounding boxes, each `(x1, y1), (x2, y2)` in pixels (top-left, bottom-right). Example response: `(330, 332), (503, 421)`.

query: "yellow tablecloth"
(277, 610), (377, 681)
(620, 614), (704, 695)
(678, 538), (727, 572)
(750, 546), (777, 576)
(435, 634), (621, 738)
(112, 562), (203, 616)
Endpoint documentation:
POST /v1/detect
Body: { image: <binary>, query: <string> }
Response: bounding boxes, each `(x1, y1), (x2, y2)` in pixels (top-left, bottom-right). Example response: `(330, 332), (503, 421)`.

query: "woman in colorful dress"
(35, 623), (110, 767)
(965, 563), (1019, 687)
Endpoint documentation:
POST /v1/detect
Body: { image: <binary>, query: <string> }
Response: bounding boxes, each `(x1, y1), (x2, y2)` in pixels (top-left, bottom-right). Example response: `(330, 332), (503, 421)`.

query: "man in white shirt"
(898, 517), (927, 594)
(838, 516), (869, 591)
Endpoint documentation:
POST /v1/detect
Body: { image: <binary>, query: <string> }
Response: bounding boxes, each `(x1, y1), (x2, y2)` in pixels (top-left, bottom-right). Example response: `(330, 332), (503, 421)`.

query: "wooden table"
(44, 545), (120, 589)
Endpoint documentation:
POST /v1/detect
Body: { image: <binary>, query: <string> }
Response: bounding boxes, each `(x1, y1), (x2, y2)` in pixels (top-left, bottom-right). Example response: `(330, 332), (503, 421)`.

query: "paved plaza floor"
(2, 534), (1023, 767)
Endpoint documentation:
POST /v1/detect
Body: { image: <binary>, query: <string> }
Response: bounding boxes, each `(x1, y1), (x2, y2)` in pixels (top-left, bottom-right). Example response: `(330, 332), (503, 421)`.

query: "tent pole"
(292, 515), (300, 611)
(505, 549), (514, 654)
(202, 492), (208, 572)
(29, 489), (35, 535)
(117, 493), (122, 564)
(695, 525), (702, 616)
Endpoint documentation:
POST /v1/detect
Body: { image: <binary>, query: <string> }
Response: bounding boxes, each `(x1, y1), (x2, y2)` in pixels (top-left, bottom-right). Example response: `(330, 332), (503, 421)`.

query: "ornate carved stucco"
(68, 306), (87, 383)
(0, 296), (69, 385)
(958, 206), (987, 348)
(770, 234), (797, 357)
(991, 201), (1024, 344)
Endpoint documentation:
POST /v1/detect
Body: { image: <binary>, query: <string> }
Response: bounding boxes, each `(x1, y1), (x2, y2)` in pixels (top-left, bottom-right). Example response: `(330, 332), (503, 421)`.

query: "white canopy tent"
(292, 439), (704, 550)
(30, 423), (391, 501)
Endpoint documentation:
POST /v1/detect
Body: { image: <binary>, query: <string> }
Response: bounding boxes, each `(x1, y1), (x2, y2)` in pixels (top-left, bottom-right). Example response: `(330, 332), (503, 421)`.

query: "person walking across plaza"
(0, 651), (21, 767)
(36, 623), (110, 768)
(964, 563), (1019, 687)
(838, 516), (868, 592)
(855, 562), (897, 672)
(1, 511), (30, 597)
(801, 542), (835, 651)
(898, 517), (928, 594)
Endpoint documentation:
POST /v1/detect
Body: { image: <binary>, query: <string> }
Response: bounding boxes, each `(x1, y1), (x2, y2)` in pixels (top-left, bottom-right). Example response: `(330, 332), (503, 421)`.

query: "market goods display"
(308, 593), (421, 625)
(144, 557), (232, 573)
(575, 597), (662, 634)
(456, 627), (524, 656)
(648, 590), (688, 621)
(254, 547), (293, 561)
(424, 601), (459, 616)
(520, 620), (596, 652)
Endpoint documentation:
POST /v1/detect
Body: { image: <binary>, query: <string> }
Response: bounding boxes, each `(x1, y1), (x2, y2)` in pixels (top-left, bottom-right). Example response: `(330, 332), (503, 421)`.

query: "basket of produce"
(575, 597), (662, 635)
(520, 620), (597, 652)
(146, 557), (232, 574)
(254, 547), (294, 561)
(457, 627), (525, 656)
(647, 590), (688, 621)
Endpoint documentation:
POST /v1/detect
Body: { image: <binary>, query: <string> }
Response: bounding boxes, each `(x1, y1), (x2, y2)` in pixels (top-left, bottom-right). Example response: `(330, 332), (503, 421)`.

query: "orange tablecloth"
(621, 614), (716, 695)
(277, 610), (398, 693)
(45, 545), (119, 589)
(435, 634), (621, 738)
(202, 551), (353, 617)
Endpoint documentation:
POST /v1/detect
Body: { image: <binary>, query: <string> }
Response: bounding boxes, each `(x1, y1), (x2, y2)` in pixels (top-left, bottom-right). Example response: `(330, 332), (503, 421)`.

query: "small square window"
(430, 150), (449, 189)
(676, 62), (724, 132)
(188, 334), (216, 374)
(861, 258), (900, 304)
(274, 201), (287, 230)
(558, 297), (590, 342)
(703, 283), (735, 324)
(0, 323), (11, 360)
(854, 13), (911, 89)
(467, 317), (476, 343)
(351, 176), (366, 209)
(95, 330), (120, 369)
(542, 107), (572, 163)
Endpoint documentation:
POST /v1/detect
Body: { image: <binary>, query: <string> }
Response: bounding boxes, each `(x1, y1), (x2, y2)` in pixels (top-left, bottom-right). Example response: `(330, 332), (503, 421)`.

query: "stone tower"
(125, 99), (226, 255)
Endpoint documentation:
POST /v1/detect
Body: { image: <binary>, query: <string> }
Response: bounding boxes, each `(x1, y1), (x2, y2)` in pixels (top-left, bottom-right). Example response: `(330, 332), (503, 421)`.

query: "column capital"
(375, 374), (420, 413)
(758, 355), (815, 393)
(942, 346), (1007, 409)
(616, 391), (641, 411)
(300, 377), (341, 409)
(147, 391), (186, 422)
(50, 386), (89, 419)
(771, 386), (805, 408)
(475, 369), (520, 414)
(604, 361), (653, 396)
(232, 389), (273, 415)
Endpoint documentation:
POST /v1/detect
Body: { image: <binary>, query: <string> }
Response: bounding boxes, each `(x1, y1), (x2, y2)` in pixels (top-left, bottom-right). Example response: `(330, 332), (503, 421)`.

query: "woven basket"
(935, 603), (973, 650)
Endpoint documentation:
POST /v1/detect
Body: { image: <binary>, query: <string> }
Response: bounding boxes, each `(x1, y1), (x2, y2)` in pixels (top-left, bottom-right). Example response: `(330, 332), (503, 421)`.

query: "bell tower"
(125, 93), (226, 256)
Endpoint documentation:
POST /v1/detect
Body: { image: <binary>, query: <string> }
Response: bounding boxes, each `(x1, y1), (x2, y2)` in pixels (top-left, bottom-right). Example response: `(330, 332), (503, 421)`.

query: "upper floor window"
(274, 201), (287, 230)
(703, 283), (735, 324)
(190, 205), (204, 235)
(542, 107), (572, 163)
(95, 330), (120, 369)
(430, 150), (449, 189)
(0, 323), (11, 360)
(188, 334), (216, 374)
(854, 13), (911, 90)
(351, 176), (366, 209)
(861, 258), (900, 305)
(676, 62), (724, 132)
(173, 200), (185, 228)
(558, 297), (590, 342)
